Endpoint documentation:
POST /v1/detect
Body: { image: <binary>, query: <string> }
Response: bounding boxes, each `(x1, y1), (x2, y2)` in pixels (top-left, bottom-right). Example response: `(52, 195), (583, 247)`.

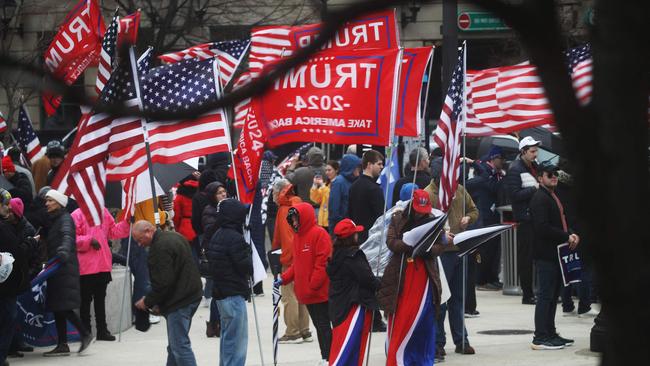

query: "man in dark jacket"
(2, 156), (33, 208)
(207, 198), (252, 366)
(466, 146), (505, 289)
(504, 136), (541, 304)
(529, 162), (579, 350)
(133, 221), (203, 366)
(391, 147), (431, 206)
(328, 154), (361, 232)
(348, 149), (384, 244)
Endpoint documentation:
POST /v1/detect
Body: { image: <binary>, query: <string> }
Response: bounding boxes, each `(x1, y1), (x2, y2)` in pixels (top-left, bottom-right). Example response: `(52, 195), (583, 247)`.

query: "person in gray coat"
(43, 189), (92, 357)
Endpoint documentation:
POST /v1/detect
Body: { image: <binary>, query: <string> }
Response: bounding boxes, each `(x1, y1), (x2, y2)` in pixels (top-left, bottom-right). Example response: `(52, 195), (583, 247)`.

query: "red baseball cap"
(334, 219), (364, 238)
(412, 189), (432, 214)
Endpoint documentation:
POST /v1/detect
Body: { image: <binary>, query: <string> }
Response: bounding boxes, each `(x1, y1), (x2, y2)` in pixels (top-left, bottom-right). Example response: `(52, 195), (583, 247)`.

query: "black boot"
(79, 333), (93, 353)
(43, 343), (70, 357)
(96, 329), (116, 341)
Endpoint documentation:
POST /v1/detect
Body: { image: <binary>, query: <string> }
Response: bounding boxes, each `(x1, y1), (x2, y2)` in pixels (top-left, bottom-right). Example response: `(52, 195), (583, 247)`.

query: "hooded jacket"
(287, 147), (325, 205)
(328, 154), (361, 231)
(327, 246), (380, 326)
(173, 179), (199, 242)
(272, 184), (302, 266)
(72, 207), (130, 276)
(207, 199), (253, 300)
(200, 181), (225, 250)
(281, 202), (332, 304)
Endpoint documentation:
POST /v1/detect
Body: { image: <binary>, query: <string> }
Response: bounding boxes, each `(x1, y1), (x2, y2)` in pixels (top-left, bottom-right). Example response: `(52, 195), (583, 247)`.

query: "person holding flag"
(327, 219), (380, 366)
(378, 189), (449, 366)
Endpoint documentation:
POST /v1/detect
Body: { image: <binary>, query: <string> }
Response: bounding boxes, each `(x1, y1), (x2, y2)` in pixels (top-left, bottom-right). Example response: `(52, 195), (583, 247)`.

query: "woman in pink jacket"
(71, 207), (130, 341)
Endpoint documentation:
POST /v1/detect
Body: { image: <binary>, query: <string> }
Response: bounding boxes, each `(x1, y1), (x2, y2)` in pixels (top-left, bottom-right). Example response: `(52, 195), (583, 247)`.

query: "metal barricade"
(497, 205), (522, 296)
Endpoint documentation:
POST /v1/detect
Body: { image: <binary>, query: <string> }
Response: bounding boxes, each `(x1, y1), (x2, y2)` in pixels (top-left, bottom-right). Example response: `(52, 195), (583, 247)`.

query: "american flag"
(0, 111), (7, 133)
(14, 106), (45, 164)
(95, 13), (119, 95)
(232, 27), (292, 128)
(433, 46), (465, 212)
(105, 56), (232, 181)
(159, 39), (250, 88)
(464, 44), (595, 136)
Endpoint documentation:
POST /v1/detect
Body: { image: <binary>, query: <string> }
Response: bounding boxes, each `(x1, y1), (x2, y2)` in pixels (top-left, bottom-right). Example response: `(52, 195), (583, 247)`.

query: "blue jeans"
(216, 296), (248, 366)
(0, 297), (17, 363)
(165, 301), (200, 366)
(534, 260), (562, 340)
(437, 252), (470, 347)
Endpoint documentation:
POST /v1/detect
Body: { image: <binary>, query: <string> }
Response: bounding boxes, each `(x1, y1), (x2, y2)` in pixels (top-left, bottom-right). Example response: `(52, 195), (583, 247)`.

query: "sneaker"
(149, 315), (161, 324)
(278, 334), (303, 344)
(562, 309), (577, 317)
(578, 309), (599, 318)
(43, 343), (71, 357)
(253, 293), (265, 297)
(302, 331), (314, 342)
(531, 337), (565, 350)
(491, 281), (504, 289)
(96, 331), (116, 341)
(78, 333), (93, 353)
(552, 334), (574, 347)
(464, 310), (480, 318)
(455, 344), (475, 354)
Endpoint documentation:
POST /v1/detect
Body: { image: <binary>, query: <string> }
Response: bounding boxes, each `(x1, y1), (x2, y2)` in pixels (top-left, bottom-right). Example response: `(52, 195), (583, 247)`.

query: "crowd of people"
(0, 138), (599, 366)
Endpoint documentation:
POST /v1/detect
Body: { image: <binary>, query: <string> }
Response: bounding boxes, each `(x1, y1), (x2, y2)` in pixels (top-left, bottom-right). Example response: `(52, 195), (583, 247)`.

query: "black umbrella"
(104, 162), (197, 209)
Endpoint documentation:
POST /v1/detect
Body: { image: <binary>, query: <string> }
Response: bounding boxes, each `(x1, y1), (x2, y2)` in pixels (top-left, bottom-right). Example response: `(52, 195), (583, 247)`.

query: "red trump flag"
(395, 47), (434, 137)
(42, 0), (105, 115)
(233, 110), (267, 204)
(253, 48), (402, 147)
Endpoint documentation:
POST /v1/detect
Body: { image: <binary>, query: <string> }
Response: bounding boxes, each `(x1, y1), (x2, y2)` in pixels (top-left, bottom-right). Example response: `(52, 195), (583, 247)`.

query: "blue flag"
(378, 146), (400, 205)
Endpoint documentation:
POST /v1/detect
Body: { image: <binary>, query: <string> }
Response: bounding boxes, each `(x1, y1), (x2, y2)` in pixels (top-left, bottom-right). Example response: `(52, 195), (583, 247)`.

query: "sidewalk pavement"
(9, 276), (600, 366)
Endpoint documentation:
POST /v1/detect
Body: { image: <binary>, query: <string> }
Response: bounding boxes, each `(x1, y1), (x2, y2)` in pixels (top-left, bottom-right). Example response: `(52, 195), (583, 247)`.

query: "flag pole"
(366, 47), (404, 366)
(460, 41), (469, 353)
(118, 220), (133, 342)
(129, 46), (161, 227)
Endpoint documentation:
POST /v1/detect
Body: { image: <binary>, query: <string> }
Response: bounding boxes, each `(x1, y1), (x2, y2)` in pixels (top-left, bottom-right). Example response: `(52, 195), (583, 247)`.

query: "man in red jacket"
(278, 202), (332, 366)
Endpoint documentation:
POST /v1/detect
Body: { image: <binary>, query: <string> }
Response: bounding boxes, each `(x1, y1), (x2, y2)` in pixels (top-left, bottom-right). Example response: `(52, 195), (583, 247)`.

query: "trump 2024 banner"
(253, 48), (402, 147)
(395, 47), (434, 137)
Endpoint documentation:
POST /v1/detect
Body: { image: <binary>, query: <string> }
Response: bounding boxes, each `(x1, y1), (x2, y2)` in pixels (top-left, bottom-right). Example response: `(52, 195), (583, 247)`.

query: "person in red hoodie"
(173, 178), (199, 252)
(277, 202), (333, 365)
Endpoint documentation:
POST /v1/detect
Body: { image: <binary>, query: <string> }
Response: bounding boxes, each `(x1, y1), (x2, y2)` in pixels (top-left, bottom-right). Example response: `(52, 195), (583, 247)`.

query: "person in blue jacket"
(327, 154), (361, 233)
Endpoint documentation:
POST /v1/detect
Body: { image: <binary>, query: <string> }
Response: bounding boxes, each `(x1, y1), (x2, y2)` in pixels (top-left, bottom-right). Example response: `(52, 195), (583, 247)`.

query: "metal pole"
(250, 280), (266, 366)
(118, 222), (133, 342)
(460, 41), (468, 353)
(442, 0), (459, 93)
(365, 47), (403, 366)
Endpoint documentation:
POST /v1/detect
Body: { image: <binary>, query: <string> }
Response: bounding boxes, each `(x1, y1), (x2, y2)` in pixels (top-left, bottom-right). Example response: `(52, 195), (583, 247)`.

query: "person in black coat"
(0, 189), (29, 365)
(348, 150), (385, 244)
(529, 162), (580, 350)
(2, 156), (33, 208)
(326, 218), (380, 365)
(466, 146), (505, 289)
(391, 147), (431, 207)
(207, 198), (252, 366)
(503, 136), (541, 304)
(42, 189), (92, 356)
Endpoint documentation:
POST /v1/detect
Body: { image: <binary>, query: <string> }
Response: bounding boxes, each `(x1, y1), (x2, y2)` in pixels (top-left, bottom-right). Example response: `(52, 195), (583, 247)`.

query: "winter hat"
(0, 188), (10, 206)
(45, 189), (68, 208)
(2, 156), (15, 173)
(9, 198), (24, 218)
(399, 183), (418, 202)
(334, 218), (364, 238)
(412, 189), (432, 214)
(486, 146), (503, 160)
(430, 157), (443, 180)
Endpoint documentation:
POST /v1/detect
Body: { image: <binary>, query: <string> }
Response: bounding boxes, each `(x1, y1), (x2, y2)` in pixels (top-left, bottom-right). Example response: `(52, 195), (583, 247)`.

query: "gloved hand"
(273, 278), (283, 287)
(91, 239), (101, 251)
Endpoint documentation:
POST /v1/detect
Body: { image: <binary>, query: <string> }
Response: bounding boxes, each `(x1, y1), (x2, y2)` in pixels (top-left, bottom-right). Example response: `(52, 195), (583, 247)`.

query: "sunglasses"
(544, 171), (559, 177)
